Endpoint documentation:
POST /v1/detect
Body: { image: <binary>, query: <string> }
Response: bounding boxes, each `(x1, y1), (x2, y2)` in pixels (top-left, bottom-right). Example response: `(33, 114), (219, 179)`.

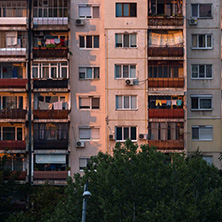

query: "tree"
(48, 140), (222, 222)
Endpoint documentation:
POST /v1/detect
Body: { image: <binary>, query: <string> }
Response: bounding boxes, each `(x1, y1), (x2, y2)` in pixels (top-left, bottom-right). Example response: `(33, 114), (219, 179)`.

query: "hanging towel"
(166, 100), (171, 106)
(161, 100), (167, 104)
(50, 39), (55, 44)
(45, 39), (51, 45)
(172, 100), (177, 106)
(54, 39), (60, 44)
(48, 103), (53, 110)
(39, 101), (49, 110)
(177, 100), (182, 106)
(155, 100), (162, 106)
(53, 101), (63, 110)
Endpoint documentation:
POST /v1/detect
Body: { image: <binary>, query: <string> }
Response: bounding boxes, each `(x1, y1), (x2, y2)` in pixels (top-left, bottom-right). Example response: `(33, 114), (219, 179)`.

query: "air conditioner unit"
(76, 141), (85, 148)
(109, 135), (114, 141)
(189, 18), (198, 25)
(125, 79), (133, 86)
(139, 134), (147, 140)
(76, 19), (85, 26)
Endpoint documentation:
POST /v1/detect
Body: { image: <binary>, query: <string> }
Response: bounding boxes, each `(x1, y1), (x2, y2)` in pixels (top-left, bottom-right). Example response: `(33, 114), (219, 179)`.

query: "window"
(79, 97), (100, 110)
(116, 3), (137, 17)
(79, 35), (99, 49)
(79, 127), (100, 140)
(115, 65), (136, 79)
(0, 1), (26, 17)
(202, 156), (213, 165)
(192, 126), (213, 141)
(115, 33), (137, 48)
(191, 65), (212, 79)
(148, 66), (181, 78)
(191, 95), (212, 110)
(79, 158), (91, 171)
(116, 96), (137, 110)
(79, 67), (100, 79)
(79, 4), (99, 18)
(192, 34), (212, 49)
(2, 127), (23, 141)
(191, 4), (212, 18)
(32, 63), (68, 79)
(116, 126), (137, 141)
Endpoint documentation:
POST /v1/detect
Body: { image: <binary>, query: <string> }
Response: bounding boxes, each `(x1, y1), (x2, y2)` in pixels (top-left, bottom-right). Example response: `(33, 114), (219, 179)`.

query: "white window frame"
(79, 96), (100, 110)
(79, 157), (91, 171)
(115, 126), (137, 142)
(78, 4), (100, 19)
(79, 127), (100, 141)
(79, 35), (100, 49)
(191, 4), (212, 18)
(191, 95), (212, 111)
(192, 126), (213, 141)
(115, 33), (137, 48)
(115, 64), (137, 79)
(79, 67), (100, 80)
(116, 95), (137, 110)
(60, 62), (68, 78)
(191, 64), (212, 79)
(191, 34), (213, 49)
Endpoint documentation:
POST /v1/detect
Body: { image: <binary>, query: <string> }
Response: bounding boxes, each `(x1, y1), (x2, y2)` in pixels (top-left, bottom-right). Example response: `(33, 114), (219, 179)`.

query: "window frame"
(192, 125), (213, 141)
(191, 34), (213, 49)
(191, 4), (212, 18)
(78, 4), (100, 19)
(79, 67), (100, 80)
(79, 157), (91, 171)
(79, 96), (100, 110)
(116, 95), (137, 110)
(115, 33), (137, 48)
(191, 95), (212, 111)
(115, 126), (137, 142)
(115, 64), (137, 79)
(79, 35), (100, 49)
(191, 64), (212, 79)
(79, 127), (100, 141)
(116, 3), (137, 17)
(1, 126), (24, 141)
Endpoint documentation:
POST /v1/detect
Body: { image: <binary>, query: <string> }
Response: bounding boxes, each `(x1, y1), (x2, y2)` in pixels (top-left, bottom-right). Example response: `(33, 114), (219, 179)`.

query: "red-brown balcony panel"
(149, 109), (184, 118)
(148, 47), (183, 57)
(148, 78), (184, 88)
(33, 47), (68, 58)
(0, 79), (28, 88)
(33, 110), (69, 119)
(34, 140), (68, 150)
(33, 171), (68, 180)
(5, 171), (27, 180)
(0, 141), (26, 150)
(0, 109), (26, 119)
(148, 17), (183, 26)
(33, 79), (68, 88)
(148, 140), (184, 150)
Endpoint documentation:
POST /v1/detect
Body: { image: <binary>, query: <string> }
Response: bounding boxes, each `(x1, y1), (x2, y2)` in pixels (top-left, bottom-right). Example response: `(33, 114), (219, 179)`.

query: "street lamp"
(81, 180), (92, 222)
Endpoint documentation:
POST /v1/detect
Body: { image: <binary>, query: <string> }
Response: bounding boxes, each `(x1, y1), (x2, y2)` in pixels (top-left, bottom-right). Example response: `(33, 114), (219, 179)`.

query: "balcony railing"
(34, 140), (68, 149)
(5, 171), (27, 180)
(0, 79), (27, 88)
(148, 16), (183, 26)
(148, 47), (183, 57)
(33, 47), (68, 58)
(33, 79), (68, 88)
(33, 171), (68, 180)
(148, 140), (184, 150)
(0, 109), (26, 119)
(148, 78), (184, 88)
(33, 17), (68, 26)
(33, 110), (69, 119)
(0, 141), (26, 150)
(149, 109), (184, 118)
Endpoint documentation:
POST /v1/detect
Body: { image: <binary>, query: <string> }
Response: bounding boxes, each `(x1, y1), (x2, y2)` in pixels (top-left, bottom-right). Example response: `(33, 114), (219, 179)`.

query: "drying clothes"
(177, 100), (182, 106)
(45, 39), (51, 45)
(166, 100), (171, 106)
(6, 32), (17, 46)
(172, 100), (177, 106)
(39, 101), (49, 110)
(155, 100), (162, 106)
(38, 40), (41, 46)
(50, 39), (55, 44)
(48, 103), (53, 110)
(161, 100), (167, 104)
(53, 101), (63, 110)
(54, 39), (60, 44)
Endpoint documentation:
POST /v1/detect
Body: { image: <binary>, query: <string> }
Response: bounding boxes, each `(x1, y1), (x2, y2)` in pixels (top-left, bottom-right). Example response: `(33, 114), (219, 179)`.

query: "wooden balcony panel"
(33, 171), (68, 180)
(148, 47), (184, 57)
(34, 140), (68, 149)
(0, 141), (26, 150)
(148, 140), (184, 150)
(149, 109), (184, 118)
(33, 110), (69, 119)
(148, 78), (184, 88)
(33, 79), (68, 88)
(33, 48), (68, 58)
(0, 109), (26, 119)
(0, 79), (28, 88)
(148, 17), (183, 26)
(5, 171), (27, 180)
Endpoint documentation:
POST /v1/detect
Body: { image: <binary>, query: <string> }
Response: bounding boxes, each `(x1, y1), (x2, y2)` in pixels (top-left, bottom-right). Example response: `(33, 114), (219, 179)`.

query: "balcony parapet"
(148, 109), (184, 118)
(148, 78), (184, 88)
(0, 109), (26, 119)
(33, 110), (69, 119)
(33, 79), (68, 89)
(148, 47), (183, 57)
(33, 171), (68, 180)
(34, 140), (68, 150)
(0, 79), (28, 88)
(148, 16), (183, 27)
(148, 140), (184, 150)
(0, 140), (26, 150)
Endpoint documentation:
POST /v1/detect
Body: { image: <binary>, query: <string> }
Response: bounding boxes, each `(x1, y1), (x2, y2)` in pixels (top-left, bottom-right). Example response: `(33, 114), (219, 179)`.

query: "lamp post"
(81, 180), (92, 222)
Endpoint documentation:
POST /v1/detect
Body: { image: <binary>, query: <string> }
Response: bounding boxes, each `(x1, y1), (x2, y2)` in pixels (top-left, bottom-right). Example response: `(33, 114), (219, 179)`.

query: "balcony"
(33, 79), (68, 89)
(33, 171), (68, 180)
(0, 141), (26, 150)
(34, 140), (68, 150)
(33, 47), (68, 59)
(148, 47), (183, 57)
(33, 110), (69, 119)
(148, 140), (184, 150)
(148, 16), (183, 27)
(148, 78), (184, 88)
(0, 79), (27, 88)
(149, 109), (184, 118)
(6, 171), (27, 180)
(0, 109), (26, 119)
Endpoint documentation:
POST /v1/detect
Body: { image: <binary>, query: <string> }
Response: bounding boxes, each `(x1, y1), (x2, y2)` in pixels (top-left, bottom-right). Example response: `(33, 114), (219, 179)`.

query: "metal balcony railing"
(148, 16), (183, 26)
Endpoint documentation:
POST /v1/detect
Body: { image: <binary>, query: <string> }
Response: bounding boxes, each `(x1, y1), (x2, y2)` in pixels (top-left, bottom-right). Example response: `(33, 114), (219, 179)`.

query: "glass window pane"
(192, 35), (197, 48)
(3, 127), (15, 140)
(115, 65), (121, 78)
(199, 65), (205, 78)
(192, 65), (198, 78)
(79, 6), (91, 18)
(79, 36), (85, 48)
(124, 96), (129, 109)
(115, 34), (122, 47)
(130, 34), (137, 47)
(130, 3), (137, 17)
(206, 65), (212, 78)
(200, 98), (211, 109)
(94, 67), (100, 79)
(199, 127), (212, 140)
(131, 96), (137, 109)
(93, 6), (99, 18)
(61, 67), (67, 78)
(131, 127), (136, 140)
(79, 128), (90, 139)
(51, 67), (57, 78)
(116, 127), (122, 140)
(192, 127), (199, 139)
(86, 68), (92, 78)
(191, 97), (198, 109)
(43, 67), (49, 78)
(32, 67), (38, 78)
(124, 127), (129, 140)
(116, 96), (122, 109)
(123, 4), (129, 16)
(123, 65), (129, 78)
(199, 4), (211, 17)
(86, 36), (92, 48)
(116, 3), (122, 17)
(199, 35), (205, 48)
(191, 4), (198, 17)
(17, 128), (22, 140)
(94, 36), (99, 48)
(207, 35), (211, 47)
(130, 65), (136, 78)
(79, 67), (85, 79)
(92, 98), (100, 109)
(123, 34), (129, 47)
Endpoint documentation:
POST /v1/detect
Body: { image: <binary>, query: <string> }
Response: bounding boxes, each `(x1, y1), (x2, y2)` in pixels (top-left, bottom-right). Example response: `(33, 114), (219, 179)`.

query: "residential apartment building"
(0, 0), (221, 185)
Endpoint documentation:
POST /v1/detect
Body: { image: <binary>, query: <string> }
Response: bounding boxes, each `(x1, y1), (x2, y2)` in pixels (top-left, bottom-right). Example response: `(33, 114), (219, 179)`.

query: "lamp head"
(82, 191), (92, 198)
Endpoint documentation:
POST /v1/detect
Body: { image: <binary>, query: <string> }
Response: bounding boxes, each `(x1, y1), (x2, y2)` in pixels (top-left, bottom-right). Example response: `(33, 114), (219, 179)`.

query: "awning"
(35, 154), (66, 164)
